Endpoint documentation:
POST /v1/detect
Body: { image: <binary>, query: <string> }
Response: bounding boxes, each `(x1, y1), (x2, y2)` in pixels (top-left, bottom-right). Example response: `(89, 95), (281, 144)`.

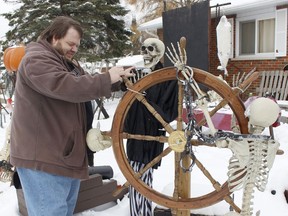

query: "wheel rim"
(111, 66), (248, 209)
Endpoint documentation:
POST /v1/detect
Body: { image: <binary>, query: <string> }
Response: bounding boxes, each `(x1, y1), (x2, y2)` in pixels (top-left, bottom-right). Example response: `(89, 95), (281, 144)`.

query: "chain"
(179, 76), (196, 172)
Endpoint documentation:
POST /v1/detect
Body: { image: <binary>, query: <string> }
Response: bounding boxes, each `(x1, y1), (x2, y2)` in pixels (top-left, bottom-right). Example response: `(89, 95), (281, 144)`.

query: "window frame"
(235, 11), (276, 60)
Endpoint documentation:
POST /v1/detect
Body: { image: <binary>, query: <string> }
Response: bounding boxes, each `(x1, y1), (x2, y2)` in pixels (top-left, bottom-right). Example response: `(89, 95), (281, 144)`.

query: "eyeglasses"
(141, 45), (154, 52)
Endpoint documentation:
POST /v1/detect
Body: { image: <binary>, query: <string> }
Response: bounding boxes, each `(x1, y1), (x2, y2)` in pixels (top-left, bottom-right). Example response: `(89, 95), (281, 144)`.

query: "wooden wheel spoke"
(121, 132), (168, 143)
(194, 157), (241, 213)
(137, 147), (172, 176)
(113, 147), (172, 196)
(123, 77), (174, 134)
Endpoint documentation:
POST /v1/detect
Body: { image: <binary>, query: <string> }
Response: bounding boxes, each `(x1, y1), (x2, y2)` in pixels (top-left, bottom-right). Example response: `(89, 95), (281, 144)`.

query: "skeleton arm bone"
(196, 98), (217, 136)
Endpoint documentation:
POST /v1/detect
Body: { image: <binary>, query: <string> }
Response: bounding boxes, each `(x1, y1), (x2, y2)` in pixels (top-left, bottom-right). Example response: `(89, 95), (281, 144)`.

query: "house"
(137, 0), (288, 96)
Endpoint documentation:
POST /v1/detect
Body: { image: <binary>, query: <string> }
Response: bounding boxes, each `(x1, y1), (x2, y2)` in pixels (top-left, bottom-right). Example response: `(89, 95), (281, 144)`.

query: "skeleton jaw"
(143, 55), (158, 69)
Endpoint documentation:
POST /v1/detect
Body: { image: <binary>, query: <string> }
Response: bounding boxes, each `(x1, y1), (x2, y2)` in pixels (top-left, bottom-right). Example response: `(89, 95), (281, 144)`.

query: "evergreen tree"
(1, 0), (133, 61)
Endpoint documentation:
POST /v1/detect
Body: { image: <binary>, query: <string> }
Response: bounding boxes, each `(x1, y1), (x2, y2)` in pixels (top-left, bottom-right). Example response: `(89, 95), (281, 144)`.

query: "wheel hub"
(168, 130), (186, 152)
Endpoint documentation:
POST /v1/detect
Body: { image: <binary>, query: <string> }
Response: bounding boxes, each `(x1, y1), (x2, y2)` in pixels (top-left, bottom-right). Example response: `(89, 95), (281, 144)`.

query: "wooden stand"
(16, 174), (128, 215)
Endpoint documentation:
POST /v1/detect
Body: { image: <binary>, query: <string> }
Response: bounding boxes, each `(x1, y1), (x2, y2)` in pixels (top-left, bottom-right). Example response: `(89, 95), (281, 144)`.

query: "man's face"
(52, 27), (81, 60)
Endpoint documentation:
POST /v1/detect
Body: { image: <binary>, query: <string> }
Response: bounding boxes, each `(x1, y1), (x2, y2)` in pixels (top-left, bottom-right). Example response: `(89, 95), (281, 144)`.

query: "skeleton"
(87, 38), (167, 151)
(141, 38), (165, 70)
(126, 38), (166, 84)
(223, 97), (280, 216)
(166, 39), (280, 215)
(0, 122), (14, 182)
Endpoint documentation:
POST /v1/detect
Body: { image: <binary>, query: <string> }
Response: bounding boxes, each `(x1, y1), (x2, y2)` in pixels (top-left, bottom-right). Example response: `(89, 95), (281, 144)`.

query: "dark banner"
(163, 1), (209, 71)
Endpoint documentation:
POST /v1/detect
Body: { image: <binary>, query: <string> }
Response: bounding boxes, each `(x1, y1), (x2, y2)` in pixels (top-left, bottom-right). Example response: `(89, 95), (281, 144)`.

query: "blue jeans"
(17, 167), (80, 216)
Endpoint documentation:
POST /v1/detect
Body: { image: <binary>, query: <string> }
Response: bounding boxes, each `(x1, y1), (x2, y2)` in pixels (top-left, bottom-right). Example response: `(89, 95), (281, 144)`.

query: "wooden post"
(174, 152), (191, 216)
(174, 37), (191, 216)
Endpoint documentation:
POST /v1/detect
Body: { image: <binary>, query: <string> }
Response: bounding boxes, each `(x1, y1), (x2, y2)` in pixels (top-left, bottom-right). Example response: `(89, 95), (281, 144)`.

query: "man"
(10, 16), (133, 216)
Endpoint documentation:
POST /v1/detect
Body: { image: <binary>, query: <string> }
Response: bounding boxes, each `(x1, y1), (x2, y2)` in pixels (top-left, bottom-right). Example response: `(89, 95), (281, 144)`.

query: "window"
(239, 18), (275, 56)
(240, 21), (255, 55)
(235, 8), (287, 59)
(258, 19), (275, 53)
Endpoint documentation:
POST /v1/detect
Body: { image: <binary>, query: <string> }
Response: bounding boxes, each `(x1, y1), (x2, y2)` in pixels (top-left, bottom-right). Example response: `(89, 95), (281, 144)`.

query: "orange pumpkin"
(3, 46), (26, 72)
(10, 46), (25, 71)
(3, 47), (14, 72)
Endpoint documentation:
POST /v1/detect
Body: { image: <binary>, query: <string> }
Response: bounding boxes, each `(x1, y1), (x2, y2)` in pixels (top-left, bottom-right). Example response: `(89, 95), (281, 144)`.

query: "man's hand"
(109, 66), (135, 84)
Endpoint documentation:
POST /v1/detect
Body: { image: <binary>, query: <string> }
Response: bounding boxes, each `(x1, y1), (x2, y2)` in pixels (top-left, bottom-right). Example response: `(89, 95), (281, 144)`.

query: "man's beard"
(53, 41), (75, 60)
(54, 42), (65, 56)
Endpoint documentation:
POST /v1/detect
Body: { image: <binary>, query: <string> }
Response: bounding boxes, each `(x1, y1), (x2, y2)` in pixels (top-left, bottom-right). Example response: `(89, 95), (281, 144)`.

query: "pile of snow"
(116, 55), (144, 68)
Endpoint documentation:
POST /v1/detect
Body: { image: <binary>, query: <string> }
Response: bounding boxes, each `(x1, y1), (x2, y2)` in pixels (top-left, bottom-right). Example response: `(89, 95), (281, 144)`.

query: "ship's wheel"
(111, 66), (250, 211)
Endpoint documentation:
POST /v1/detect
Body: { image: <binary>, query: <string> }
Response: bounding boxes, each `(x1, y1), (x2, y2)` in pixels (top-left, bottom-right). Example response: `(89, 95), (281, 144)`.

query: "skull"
(245, 97), (280, 128)
(141, 38), (165, 69)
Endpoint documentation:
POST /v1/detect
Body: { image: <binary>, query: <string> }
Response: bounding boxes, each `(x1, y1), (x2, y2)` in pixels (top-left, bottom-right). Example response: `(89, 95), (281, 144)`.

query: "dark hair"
(38, 16), (83, 43)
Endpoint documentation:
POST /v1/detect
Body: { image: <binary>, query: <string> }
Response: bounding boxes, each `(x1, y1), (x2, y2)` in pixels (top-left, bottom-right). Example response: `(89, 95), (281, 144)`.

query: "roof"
(138, 0), (288, 31)
(137, 17), (163, 32)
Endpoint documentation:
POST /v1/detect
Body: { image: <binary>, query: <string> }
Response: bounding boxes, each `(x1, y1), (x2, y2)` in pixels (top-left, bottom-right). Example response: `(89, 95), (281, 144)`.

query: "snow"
(0, 0), (21, 39)
(116, 55), (144, 68)
(1, 96), (288, 216)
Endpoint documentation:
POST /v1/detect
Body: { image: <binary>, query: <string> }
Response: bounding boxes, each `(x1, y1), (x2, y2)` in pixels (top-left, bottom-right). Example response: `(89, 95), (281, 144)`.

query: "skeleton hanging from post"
(166, 40), (280, 216)
(222, 97), (280, 216)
